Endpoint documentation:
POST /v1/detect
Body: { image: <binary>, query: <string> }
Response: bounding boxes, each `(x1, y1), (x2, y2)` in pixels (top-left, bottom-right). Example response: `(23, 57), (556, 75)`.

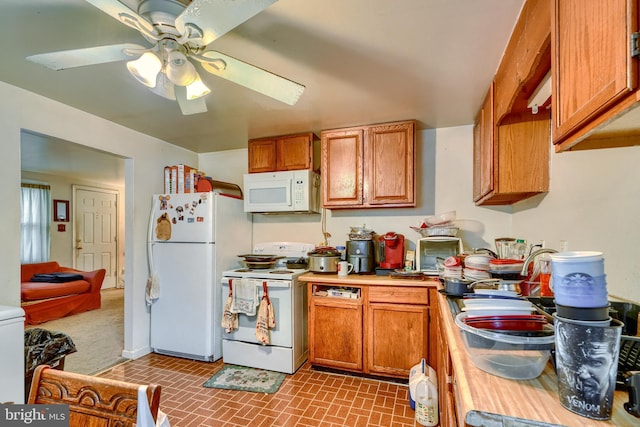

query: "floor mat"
(203, 364), (286, 393)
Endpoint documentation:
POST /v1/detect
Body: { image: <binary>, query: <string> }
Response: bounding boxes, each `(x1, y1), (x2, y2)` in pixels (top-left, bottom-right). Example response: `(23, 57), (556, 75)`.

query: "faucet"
(520, 248), (558, 276)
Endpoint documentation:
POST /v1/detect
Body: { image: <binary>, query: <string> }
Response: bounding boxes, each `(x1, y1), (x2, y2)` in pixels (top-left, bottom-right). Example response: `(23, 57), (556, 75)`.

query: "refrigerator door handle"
(146, 200), (160, 305)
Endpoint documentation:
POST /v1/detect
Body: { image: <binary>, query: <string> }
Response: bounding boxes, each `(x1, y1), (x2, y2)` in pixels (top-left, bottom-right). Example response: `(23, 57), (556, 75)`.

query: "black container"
(555, 303), (610, 321)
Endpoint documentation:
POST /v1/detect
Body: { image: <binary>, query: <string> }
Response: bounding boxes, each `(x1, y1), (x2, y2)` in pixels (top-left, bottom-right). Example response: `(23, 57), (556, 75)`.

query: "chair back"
(27, 365), (161, 427)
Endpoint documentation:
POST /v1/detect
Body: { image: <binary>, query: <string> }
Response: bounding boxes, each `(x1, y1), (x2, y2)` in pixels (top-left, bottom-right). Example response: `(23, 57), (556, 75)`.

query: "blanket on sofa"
(30, 273), (85, 283)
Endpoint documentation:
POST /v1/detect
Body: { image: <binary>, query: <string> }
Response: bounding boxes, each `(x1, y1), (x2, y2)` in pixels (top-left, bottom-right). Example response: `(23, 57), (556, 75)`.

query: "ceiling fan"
(26, 0), (305, 115)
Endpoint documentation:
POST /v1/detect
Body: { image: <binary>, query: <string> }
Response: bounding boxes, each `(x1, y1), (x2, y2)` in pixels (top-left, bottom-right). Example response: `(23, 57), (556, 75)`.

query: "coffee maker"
(347, 240), (375, 274)
(378, 232), (405, 269)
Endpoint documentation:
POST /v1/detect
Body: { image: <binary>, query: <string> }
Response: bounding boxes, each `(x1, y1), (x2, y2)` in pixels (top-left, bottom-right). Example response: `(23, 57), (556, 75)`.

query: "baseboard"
(122, 346), (151, 360)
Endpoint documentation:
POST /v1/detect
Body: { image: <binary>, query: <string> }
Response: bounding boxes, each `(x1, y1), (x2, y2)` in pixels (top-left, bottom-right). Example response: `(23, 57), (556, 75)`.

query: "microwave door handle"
(286, 178), (293, 207)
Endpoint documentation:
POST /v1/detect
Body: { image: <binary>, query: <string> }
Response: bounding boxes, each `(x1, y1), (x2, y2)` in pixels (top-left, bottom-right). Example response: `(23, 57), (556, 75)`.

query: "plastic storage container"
(415, 374), (438, 426)
(454, 312), (554, 380)
(409, 359), (437, 408)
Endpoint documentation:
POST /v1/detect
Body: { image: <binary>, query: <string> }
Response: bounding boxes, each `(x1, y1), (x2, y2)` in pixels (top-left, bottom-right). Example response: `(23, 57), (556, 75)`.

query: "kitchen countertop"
(299, 272), (638, 426)
(299, 272), (440, 287)
(435, 288), (637, 426)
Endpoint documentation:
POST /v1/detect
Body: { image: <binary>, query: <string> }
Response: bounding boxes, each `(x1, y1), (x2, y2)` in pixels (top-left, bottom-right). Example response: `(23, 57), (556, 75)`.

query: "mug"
(337, 261), (354, 277)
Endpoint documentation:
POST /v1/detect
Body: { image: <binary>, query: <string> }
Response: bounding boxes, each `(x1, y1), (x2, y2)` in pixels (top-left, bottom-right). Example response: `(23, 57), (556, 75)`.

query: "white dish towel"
(137, 385), (170, 427)
(231, 278), (259, 315)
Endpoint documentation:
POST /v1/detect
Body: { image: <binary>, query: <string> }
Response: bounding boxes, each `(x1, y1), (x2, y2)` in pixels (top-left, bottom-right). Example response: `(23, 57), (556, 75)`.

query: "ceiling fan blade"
(175, 86), (208, 115)
(197, 51), (304, 106)
(175, 0), (277, 47)
(85, 0), (157, 39)
(26, 43), (147, 70)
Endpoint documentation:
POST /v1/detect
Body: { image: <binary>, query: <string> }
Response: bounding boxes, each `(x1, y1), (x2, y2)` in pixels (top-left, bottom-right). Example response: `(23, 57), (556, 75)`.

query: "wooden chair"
(27, 365), (162, 427)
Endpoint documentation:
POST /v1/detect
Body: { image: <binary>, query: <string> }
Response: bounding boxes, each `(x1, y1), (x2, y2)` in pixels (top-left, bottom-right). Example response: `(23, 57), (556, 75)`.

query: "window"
(21, 183), (51, 263)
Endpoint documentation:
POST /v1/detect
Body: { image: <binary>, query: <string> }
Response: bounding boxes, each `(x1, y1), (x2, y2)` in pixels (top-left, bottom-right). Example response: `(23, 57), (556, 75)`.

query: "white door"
(74, 187), (118, 288)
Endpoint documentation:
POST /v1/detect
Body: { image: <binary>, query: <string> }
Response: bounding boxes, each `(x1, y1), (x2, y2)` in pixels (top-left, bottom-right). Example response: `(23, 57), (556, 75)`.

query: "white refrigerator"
(148, 192), (251, 361)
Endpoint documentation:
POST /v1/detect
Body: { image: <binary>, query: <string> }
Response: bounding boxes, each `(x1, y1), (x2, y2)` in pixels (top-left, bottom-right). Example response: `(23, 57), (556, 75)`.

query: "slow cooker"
(308, 248), (341, 273)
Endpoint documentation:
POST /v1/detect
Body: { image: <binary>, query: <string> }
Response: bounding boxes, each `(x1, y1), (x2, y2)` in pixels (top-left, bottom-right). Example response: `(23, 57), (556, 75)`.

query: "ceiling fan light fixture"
(186, 74), (210, 100)
(166, 50), (197, 86)
(126, 51), (161, 87)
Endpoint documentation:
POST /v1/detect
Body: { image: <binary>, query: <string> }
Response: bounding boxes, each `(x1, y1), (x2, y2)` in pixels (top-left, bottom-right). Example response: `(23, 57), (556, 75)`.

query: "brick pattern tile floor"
(98, 353), (418, 426)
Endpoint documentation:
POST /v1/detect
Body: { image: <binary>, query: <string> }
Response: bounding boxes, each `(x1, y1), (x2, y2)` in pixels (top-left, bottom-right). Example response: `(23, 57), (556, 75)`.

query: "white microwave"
(243, 170), (321, 213)
(416, 237), (464, 275)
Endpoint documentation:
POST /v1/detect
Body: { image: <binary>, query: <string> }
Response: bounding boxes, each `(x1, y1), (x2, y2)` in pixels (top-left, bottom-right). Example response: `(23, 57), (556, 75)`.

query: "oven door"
(221, 278), (292, 347)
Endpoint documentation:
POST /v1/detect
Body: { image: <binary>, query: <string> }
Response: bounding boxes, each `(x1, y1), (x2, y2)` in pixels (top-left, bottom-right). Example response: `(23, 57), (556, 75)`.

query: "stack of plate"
(463, 254), (494, 280)
(461, 294), (535, 317)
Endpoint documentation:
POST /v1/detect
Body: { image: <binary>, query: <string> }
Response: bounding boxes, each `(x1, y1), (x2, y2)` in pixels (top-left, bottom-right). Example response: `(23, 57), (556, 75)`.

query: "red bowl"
(462, 314), (547, 331)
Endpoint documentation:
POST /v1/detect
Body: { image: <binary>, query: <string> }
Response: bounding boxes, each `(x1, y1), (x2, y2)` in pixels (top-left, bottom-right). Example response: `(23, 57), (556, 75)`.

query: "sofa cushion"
(21, 280), (91, 301)
(21, 261), (62, 282)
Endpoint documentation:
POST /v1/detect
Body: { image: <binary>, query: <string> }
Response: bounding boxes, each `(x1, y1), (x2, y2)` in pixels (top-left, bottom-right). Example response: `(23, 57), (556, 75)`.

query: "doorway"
(21, 131), (127, 374)
(73, 186), (119, 289)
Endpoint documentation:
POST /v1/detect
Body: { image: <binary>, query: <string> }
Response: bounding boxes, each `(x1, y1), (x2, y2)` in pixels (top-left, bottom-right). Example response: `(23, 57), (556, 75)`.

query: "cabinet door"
(321, 128), (364, 207)
(436, 300), (458, 426)
(473, 85), (494, 202)
(552, 0), (636, 143)
(276, 134), (312, 171)
(366, 303), (429, 377)
(366, 121), (415, 207)
(247, 139), (277, 173)
(309, 296), (363, 371)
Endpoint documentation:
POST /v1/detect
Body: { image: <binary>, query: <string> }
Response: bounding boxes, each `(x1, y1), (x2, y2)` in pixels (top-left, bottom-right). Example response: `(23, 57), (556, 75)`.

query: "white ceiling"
(8, 0), (524, 180)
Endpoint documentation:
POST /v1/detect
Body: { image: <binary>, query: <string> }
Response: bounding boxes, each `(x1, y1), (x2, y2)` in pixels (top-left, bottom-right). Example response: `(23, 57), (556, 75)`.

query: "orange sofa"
(21, 262), (106, 325)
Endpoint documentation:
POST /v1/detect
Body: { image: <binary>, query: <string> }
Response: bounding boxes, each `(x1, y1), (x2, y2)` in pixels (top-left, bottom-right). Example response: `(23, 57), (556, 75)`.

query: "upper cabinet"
(321, 120), (415, 209)
(247, 132), (319, 173)
(473, 0), (552, 205)
(552, 0), (640, 151)
(473, 84), (494, 202)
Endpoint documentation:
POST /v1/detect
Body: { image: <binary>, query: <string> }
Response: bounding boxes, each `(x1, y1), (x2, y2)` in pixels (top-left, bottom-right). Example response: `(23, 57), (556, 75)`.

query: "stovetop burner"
(270, 269), (294, 274)
(234, 268), (251, 272)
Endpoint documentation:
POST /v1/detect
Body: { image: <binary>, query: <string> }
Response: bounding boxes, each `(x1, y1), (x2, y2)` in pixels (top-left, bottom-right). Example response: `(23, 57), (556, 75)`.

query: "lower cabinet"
(367, 303), (429, 377)
(308, 282), (435, 379)
(308, 293), (363, 371)
(436, 297), (460, 426)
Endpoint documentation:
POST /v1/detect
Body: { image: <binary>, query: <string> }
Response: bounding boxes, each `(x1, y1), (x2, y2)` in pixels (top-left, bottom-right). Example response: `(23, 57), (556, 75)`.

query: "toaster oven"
(416, 237), (464, 275)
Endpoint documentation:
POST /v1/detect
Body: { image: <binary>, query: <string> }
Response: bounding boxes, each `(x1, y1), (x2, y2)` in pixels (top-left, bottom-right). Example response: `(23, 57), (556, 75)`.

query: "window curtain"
(21, 183), (51, 263)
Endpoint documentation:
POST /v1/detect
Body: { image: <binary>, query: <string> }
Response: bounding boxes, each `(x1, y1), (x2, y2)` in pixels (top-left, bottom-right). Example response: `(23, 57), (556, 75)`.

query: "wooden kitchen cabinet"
(473, 85), (494, 202)
(308, 285), (363, 371)
(308, 281), (435, 379)
(473, 0), (551, 205)
(493, 0), (552, 125)
(435, 294), (461, 426)
(320, 120), (415, 209)
(552, 0), (640, 151)
(366, 286), (430, 377)
(248, 132), (319, 173)
(473, 107), (551, 206)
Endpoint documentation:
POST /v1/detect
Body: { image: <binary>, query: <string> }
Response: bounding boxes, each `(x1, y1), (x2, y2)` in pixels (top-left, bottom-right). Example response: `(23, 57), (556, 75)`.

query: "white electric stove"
(220, 242), (314, 374)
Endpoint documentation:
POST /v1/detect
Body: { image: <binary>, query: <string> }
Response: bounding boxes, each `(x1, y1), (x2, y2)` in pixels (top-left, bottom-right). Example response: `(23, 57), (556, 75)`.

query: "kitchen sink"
(445, 294), (640, 390)
(446, 294), (639, 336)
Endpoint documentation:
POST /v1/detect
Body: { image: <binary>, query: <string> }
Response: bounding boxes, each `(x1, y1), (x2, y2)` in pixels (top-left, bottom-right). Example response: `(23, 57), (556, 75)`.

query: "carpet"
(203, 364), (286, 393)
(25, 288), (125, 375)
